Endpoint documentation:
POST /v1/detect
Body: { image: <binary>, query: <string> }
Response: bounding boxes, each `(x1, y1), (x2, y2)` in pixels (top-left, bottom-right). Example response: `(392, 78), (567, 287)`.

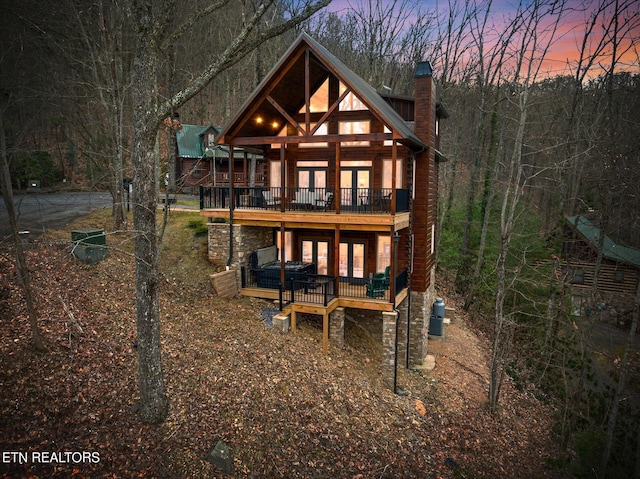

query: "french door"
(302, 239), (329, 275)
(339, 241), (365, 280)
(340, 168), (370, 209)
(298, 168), (327, 191)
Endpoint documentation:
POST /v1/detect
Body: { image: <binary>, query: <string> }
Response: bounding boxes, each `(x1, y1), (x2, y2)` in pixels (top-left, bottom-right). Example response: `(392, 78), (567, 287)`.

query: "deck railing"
(200, 186), (409, 213)
(213, 172), (267, 185)
(241, 265), (408, 306)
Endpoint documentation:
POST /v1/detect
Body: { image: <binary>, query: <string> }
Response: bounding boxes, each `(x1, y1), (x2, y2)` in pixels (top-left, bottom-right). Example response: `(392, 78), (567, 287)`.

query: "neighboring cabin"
(200, 33), (449, 387)
(172, 124), (265, 192)
(562, 215), (640, 326)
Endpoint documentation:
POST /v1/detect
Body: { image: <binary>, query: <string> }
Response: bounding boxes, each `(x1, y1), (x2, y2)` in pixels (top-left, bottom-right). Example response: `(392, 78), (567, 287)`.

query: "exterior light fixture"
(271, 121), (279, 129)
(256, 116), (263, 124)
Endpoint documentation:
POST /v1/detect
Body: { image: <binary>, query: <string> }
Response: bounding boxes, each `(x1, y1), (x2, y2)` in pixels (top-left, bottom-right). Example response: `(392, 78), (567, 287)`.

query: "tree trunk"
(599, 274), (640, 475)
(0, 106), (46, 351)
(130, 7), (168, 424)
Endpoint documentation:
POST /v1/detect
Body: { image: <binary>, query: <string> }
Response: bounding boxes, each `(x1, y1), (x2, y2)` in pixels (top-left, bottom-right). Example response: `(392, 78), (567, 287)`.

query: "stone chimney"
(408, 60), (439, 368)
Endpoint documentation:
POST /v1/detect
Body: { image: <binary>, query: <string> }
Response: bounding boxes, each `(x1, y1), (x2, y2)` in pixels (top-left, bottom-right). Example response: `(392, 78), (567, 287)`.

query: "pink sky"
(321, 0), (640, 78)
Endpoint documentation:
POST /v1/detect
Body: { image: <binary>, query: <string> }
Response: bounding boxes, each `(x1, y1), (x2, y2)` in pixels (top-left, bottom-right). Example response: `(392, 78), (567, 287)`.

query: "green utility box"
(71, 229), (108, 264)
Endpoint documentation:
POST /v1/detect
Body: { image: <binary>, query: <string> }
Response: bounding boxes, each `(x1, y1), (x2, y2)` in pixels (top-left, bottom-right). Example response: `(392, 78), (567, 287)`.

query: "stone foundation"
(329, 307), (345, 349)
(381, 311), (398, 389)
(408, 288), (437, 367)
(207, 223), (272, 286)
(396, 298), (409, 368)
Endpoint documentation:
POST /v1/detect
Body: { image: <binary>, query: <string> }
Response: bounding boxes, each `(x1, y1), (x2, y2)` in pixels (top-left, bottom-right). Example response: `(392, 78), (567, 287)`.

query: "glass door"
(302, 239), (329, 275)
(298, 169), (327, 191)
(339, 242), (365, 279)
(340, 169), (370, 210)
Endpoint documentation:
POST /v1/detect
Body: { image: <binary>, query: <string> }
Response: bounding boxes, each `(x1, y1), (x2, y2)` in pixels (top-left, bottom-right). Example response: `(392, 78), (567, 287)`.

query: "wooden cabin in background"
(174, 124), (265, 193)
(562, 215), (640, 326)
(200, 33), (449, 387)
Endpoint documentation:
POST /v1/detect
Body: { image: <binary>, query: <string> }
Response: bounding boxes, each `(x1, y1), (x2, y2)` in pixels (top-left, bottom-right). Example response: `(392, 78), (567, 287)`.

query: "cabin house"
(174, 124), (265, 191)
(562, 215), (640, 325)
(200, 33), (449, 386)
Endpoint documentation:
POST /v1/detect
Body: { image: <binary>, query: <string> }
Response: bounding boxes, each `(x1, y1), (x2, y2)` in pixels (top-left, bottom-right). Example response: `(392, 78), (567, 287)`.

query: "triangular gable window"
(339, 82), (367, 111)
(299, 78), (329, 114)
(300, 122), (328, 148)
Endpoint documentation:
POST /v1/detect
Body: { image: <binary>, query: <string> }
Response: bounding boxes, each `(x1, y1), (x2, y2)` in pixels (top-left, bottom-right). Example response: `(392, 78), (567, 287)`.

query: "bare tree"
(126, 0), (330, 424)
(489, 0), (566, 411)
(0, 94), (46, 351)
(600, 276), (639, 475)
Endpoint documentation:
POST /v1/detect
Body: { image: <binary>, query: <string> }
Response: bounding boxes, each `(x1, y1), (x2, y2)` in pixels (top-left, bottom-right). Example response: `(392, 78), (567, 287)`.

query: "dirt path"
(427, 312), (492, 413)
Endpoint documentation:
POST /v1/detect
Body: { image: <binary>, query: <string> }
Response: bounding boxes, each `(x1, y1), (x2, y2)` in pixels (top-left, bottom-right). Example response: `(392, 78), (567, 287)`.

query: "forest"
(1, 0), (639, 477)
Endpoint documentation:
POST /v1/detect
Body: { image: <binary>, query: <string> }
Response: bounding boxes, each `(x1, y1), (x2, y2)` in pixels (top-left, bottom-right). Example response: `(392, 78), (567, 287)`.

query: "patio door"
(339, 241), (365, 280)
(298, 167), (327, 192)
(302, 239), (329, 275)
(340, 168), (370, 208)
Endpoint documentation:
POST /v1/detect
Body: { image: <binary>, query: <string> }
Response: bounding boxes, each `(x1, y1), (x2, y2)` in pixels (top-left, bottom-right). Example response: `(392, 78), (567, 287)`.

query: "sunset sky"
(320, 0), (640, 79)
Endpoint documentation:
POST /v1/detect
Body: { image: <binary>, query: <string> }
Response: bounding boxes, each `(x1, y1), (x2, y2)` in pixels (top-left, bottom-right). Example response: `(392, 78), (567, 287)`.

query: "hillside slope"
(0, 211), (565, 478)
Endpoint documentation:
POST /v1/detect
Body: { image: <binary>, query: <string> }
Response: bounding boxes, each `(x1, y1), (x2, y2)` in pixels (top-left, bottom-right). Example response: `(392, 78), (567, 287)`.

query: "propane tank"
(433, 297), (445, 319)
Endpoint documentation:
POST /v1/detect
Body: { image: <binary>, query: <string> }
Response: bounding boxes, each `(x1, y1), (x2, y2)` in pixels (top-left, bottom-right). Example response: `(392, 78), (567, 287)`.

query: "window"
(297, 163), (327, 191)
(382, 159), (402, 189)
(271, 126), (287, 149)
(340, 120), (370, 147)
(340, 167), (370, 209)
(299, 122), (328, 148)
(302, 239), (329, 275)
(384, 126), (393, 146)
(339, 242), (365, 278)
(207, 133), (215, 147)
(276, 231), (292, 262)
(339, 83), (367, 111)
(376, 235), (390, 274)
(270, 161), (282, 188)
(299, 78), (329, 113)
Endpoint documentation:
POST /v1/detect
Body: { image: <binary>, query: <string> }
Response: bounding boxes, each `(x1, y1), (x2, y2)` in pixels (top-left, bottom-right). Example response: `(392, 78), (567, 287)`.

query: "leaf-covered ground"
(1, 211), (568, 478)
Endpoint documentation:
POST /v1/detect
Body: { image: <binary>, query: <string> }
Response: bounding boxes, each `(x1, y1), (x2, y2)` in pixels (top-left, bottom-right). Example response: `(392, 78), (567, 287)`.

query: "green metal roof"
(567, 215), (640, 268)
(176, 124), (261, 159)
(176, 124), (211, 158)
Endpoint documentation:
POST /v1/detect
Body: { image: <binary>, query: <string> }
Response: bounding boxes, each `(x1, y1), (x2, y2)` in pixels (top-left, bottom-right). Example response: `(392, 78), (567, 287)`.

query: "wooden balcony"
(240, 267), (409, 313)
(199, 186), (411, 231)
(212, 172), (267, 186)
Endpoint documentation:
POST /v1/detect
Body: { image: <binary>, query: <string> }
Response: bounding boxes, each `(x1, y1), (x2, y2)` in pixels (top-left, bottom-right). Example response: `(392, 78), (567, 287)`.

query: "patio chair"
(374, 266), (390, 289)
(366, 276), (387, 298)
(315, 192), (333, 211)
(262, 190), (279, 208)
(292, 190), (314, 210)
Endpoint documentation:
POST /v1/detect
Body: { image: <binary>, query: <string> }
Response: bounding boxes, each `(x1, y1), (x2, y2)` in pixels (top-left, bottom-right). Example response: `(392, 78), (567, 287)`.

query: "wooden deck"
(240, 285), (408, 355)
(201, 207), (410, 231)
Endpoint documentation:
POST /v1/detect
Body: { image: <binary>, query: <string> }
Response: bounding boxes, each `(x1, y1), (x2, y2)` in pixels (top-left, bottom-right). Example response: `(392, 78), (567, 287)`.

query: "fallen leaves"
(1, 233), (562, 478)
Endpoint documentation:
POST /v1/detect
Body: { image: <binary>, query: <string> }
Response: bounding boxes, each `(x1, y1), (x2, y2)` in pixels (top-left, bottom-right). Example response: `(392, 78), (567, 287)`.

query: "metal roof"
(176, 124), (211, 158)
(176, 125), (261, 159)
(566, 215), (640, 268)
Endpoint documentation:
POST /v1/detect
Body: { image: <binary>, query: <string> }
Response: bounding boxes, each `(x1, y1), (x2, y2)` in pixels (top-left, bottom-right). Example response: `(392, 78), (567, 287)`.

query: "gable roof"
(176, 124), (215, 158)
(216, 32), (426, 149)
(566, 215), (640, 269)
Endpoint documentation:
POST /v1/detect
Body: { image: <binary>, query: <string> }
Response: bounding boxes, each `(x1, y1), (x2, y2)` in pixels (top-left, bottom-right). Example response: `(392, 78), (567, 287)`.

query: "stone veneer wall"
(381, 311), (398, 388)
(207, 223), (273, 286)
(408, 267), (437, 367)
(329, 307), (345, 349)
(396, 299), (409, 368)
